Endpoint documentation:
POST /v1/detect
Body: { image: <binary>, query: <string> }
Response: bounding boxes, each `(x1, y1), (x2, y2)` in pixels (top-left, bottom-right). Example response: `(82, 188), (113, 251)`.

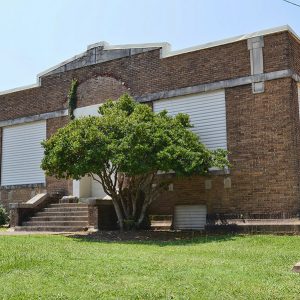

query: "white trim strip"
(161, 25), (296, 58)
(0, 69), (298, 128)
(0, 68), (298, 128)
(137, 69), (295, 102)
(0, 109), (68, 127)
(0, 83), (39, 96)
(0, 25), (297, 96)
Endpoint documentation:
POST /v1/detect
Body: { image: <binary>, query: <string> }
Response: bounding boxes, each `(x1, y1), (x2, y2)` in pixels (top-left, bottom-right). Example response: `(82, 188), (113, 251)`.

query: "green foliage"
(42, 93), (228, 179)
(67, 79), (78, 120)
(41, 93), (229, 229)
(0, 205), (9, 226)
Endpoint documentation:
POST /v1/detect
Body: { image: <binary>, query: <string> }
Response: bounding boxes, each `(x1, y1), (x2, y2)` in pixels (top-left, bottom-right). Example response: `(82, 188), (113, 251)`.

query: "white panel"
(73, 176), (92, 198)
(1, 121), (46, 186)
(91, 174), (107, 198)
(153, 90), (227, 150)
(73, 103), (108, 198)
(73, 103), (103, 118)
(174, 205), (207, 230)
(73, 179), (80, 198)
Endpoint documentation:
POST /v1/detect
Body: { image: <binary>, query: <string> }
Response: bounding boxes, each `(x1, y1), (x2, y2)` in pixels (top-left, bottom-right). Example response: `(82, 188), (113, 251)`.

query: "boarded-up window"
(1, 121), (46, 186)
(153, 90), (227, 150)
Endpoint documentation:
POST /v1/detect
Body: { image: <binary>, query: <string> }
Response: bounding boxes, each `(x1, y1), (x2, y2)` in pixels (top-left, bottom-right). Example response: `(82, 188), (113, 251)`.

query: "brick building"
(1, 25), (300, 230)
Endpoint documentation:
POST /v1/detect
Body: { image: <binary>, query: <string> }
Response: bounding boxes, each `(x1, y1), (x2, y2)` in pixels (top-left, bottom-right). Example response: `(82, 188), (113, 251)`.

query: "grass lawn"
(0, 234), (300, 299)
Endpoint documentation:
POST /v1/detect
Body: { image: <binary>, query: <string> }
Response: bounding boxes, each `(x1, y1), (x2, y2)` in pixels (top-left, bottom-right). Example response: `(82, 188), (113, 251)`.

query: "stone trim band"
(136, 69), (298, 102)
(0, 109), (68, 127)
(1, 69), (299, 127)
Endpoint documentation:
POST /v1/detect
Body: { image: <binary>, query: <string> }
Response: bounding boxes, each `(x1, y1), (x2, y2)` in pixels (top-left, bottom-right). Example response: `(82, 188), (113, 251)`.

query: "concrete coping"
(60, 196), (78, 204)
(0, 183), (46, 190)
(82, 197), (113, 206)
(0, 25), (297, 96)
(9, 193), (49, 209)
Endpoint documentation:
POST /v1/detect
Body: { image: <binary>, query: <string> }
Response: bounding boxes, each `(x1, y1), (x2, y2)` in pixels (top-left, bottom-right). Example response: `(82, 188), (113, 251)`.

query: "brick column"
(87, 199), (99, 230)
(9, 206), (21, 227)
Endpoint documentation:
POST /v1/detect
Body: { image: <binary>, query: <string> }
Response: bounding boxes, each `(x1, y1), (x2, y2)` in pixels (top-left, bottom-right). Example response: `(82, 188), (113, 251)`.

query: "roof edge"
(0, 25), (298, 96)
(87, 41), (170, 50)
(36, 42), (170, 79)
(0, 83), (39, 96)
(161, 25), (296, 58)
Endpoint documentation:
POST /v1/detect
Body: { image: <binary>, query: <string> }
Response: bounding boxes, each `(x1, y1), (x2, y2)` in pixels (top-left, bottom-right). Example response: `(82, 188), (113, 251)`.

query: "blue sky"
(0, 0), (299, 91)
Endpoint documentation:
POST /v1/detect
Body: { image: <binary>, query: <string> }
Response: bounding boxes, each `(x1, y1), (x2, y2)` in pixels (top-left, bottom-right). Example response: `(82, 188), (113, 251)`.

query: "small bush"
(0, 206), (9, 226)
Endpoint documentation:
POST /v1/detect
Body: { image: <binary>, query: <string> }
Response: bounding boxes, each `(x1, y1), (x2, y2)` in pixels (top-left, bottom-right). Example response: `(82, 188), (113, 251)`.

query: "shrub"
(42, 93), (229, 230)
(0, 205), (9, 226)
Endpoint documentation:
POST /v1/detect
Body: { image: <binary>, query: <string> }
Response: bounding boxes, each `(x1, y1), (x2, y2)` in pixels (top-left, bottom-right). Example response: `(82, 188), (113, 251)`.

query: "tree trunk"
(137, 199), (149, 227)
(111, 198), (124, 230)
(96, 171), (161, 230)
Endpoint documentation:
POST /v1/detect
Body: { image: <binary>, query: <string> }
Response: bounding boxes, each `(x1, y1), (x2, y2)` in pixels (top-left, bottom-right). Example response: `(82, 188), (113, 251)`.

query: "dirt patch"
(68, 230), (216, 242)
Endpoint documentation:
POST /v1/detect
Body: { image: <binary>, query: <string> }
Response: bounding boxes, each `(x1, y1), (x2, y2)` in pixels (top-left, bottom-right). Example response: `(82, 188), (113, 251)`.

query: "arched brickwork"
(76, 75), (129, 108)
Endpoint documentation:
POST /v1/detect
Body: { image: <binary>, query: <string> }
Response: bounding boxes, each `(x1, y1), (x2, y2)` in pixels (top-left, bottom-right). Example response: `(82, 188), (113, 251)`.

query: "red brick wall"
(1, 30), (300, 217)
(1, 31), (294, 123)
(149, 175), (227, 216)
(0, 84), (69, 121)
(289, 32), (300, 74)
(226, 78), (300, 215)
(263, 32), (290, 73)
(0, 38), (253, 122)
(0, 31), (291, 124)
(150, 78), (300, 217)
(46, 116), (73, 196)
(77, 75), (129, 107)
(0, 187), (46, 210)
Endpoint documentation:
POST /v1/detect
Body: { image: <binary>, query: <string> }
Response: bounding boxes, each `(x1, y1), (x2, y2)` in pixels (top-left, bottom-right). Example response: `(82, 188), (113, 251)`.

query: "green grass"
(0, 226), (7, 231)
(0, 234), (300, 299)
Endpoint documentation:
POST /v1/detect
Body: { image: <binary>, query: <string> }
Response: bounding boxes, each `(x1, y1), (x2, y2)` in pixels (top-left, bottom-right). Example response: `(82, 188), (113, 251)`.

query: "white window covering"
(73, 103), (103, 118)
(1, 121), (46, 186)
(153, 90), (227, 150)
(174, 205), (207, 230)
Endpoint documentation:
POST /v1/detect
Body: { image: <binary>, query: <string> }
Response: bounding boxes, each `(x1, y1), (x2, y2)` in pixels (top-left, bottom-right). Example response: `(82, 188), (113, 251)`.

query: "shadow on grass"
(0, 226), (8, 232)
(67, 229), (241, 246)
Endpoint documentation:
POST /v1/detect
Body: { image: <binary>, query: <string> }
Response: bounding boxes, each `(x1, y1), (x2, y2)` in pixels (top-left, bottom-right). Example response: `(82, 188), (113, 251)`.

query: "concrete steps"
(30, 216), (88, 222)
(36, 211), (88, 217)
(23, 221), (88, 227)
(15, 202), (89, 232)
(43, 207), (88, 212)
(49, 203), (87, 208)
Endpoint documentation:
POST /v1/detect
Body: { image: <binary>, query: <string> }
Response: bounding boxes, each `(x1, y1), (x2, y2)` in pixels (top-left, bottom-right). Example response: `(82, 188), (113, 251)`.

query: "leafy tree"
(0, 205), (9, 226)
(41, 94), (228, 230)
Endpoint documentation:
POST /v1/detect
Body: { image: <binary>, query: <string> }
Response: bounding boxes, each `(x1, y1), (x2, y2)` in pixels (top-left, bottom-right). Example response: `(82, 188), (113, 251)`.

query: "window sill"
(208, 168), (230, 175)
(0, 183), (46, 190)
(157, 169), (230, 176)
